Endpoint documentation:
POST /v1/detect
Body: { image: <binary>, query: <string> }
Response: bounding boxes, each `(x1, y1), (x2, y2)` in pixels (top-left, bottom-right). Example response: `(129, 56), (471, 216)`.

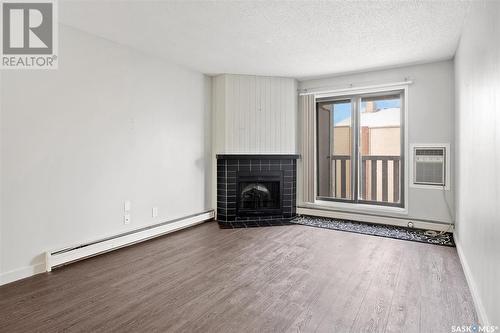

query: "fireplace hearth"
(216, 154), (299, 228)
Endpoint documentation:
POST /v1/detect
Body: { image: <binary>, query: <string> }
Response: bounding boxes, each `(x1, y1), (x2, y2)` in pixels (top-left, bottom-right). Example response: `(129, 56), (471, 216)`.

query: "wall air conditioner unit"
(411, 144), (450, 189)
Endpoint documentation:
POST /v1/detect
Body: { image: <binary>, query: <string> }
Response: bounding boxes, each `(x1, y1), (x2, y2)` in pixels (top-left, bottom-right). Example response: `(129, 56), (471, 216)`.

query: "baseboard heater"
(46, 210), (215, 272)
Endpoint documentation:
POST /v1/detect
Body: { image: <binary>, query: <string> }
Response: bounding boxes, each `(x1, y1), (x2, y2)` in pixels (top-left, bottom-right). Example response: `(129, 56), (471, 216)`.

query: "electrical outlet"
(152, 207), (158, 218)
(124, 213), (131, 225)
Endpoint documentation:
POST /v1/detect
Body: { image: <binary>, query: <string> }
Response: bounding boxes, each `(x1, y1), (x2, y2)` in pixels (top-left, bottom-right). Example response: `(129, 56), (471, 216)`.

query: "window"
(316, 91), (404, 207)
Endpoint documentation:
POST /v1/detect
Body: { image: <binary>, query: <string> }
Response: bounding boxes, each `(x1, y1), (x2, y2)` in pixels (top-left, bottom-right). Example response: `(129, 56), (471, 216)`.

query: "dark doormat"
(291, 215), (455, 247)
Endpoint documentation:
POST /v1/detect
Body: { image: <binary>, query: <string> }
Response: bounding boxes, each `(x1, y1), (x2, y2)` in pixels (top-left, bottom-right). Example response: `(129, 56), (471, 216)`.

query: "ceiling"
(60, 1), (471, 80)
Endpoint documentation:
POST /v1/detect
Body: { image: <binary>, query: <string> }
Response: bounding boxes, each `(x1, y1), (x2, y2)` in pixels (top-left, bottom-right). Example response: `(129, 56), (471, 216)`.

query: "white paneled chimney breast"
(212, 74), (298, 154)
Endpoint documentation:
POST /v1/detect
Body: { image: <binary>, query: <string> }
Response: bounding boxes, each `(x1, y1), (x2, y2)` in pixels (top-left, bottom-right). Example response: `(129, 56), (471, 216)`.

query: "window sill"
(311, 199), (408, 216)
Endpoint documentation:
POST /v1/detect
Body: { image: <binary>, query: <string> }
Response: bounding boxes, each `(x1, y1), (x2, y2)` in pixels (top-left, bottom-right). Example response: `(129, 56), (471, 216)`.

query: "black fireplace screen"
(236, 172), (283, 216)
(239, 182), (280, 210)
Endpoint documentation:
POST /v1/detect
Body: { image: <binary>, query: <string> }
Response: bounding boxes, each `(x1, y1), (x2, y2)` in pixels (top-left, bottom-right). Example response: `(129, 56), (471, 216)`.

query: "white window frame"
(313, 84), (409, 215)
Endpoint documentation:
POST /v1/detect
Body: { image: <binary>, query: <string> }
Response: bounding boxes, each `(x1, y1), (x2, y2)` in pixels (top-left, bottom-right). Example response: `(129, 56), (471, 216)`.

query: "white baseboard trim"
(297, 207), (454, 232)
(46, 210), (215, 272)
(0, 262), (46, 286)
(454, 234), (489, 326)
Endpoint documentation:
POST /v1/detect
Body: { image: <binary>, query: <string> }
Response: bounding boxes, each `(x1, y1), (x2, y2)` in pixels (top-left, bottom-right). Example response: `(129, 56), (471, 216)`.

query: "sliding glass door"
(317, 99), (353, 200)
(316, 91), (404, 207)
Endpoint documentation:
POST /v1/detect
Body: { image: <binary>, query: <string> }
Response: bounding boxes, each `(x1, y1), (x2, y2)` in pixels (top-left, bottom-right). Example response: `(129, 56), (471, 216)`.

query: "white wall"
(454, 1), (500, 326)
(213, 74), (298, 154)
(299, 61), (455, 223)
(0, 70), (3, 281)
(0, 26), (212, 283)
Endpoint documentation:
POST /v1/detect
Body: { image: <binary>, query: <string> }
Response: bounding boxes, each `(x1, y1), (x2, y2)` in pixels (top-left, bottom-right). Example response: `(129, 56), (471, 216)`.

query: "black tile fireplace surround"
(217, 154), (299, 228)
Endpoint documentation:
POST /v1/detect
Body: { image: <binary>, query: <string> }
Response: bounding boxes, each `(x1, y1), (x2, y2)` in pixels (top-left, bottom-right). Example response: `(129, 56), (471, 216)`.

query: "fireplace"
(216, 154), (299, 228)
(237, 171), (283, 216)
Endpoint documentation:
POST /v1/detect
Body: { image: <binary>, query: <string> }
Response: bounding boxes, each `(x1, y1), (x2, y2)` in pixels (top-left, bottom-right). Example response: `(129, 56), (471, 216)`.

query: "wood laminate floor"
(0, 221), (477, 332)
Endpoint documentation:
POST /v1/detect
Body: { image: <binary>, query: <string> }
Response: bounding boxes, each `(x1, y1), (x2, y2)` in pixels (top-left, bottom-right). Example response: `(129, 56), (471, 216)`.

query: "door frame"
(314, 87), (407, 209)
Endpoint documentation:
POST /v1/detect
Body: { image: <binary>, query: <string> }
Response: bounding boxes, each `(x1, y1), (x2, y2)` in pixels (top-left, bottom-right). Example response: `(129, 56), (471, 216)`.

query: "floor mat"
(291, 215), (455, 247)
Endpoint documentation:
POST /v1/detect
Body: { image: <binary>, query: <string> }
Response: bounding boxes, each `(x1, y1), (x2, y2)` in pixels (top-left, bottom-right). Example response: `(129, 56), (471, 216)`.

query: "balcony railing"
(331, 155), (401, 203)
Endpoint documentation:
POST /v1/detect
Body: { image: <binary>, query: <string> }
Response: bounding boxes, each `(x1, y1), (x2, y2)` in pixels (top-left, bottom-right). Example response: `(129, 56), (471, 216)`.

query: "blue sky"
(333, 99), (400, 124)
